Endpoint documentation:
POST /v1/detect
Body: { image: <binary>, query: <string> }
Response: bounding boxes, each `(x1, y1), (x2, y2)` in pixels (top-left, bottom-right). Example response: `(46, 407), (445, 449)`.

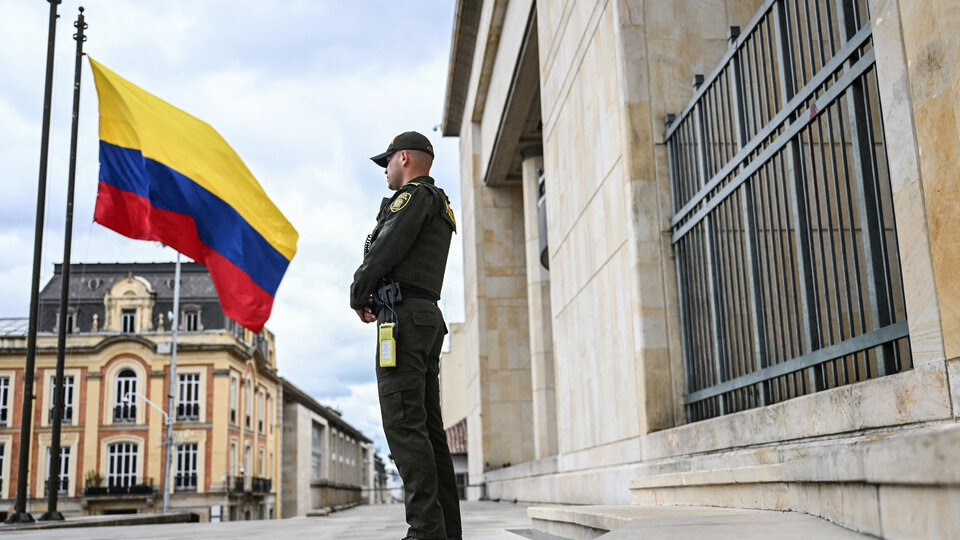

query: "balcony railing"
(225, 475), (271, 494)
(45, 475), (69, 496)
(251, 477), (272, 493)
(49, 407), (73, 424)
(174, 472), (198, 492)
(227, 475), (245, 492)
(85, 477), (154, 496)
(176, 403), (200, 421)
(113, 403), (136, 423)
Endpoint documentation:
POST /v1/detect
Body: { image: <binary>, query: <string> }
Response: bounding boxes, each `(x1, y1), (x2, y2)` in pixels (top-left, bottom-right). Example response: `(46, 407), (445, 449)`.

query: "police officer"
(350, 131), (462, 540)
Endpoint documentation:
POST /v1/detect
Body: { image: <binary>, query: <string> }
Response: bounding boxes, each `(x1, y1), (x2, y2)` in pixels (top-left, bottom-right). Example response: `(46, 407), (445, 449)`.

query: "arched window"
(114, 369), (137, 423)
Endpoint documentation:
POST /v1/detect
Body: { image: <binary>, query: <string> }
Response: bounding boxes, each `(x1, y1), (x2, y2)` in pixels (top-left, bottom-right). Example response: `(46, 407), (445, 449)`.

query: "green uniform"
(351, 176), (461, 540)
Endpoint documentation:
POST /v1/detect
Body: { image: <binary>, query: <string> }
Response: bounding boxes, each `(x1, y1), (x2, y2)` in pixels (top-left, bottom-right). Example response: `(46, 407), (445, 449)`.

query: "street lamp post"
(122, 391), (177, 512)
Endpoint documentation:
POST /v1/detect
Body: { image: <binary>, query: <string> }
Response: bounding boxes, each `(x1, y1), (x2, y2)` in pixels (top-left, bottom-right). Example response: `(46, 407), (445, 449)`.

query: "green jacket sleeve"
(350, 186), (435, 309)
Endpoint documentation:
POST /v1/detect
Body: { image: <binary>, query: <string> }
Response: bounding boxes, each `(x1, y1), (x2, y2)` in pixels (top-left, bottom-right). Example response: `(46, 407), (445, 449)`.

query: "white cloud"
(0, 0), (465, 458)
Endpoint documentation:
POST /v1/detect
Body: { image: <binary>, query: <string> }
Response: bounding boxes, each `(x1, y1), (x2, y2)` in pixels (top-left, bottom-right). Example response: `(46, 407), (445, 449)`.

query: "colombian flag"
(89, 58), (298, 333)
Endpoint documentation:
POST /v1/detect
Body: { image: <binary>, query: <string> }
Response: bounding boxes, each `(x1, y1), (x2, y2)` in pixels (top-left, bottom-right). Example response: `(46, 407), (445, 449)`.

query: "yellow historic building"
(0, 262), (282, 521)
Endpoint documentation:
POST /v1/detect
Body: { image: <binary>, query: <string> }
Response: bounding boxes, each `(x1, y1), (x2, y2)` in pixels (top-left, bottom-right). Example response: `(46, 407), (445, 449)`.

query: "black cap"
(370, 131), (435, 167)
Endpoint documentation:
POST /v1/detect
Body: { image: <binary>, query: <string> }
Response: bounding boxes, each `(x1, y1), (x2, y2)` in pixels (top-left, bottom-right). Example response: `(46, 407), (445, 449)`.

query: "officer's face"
(384, 151), (403, 190)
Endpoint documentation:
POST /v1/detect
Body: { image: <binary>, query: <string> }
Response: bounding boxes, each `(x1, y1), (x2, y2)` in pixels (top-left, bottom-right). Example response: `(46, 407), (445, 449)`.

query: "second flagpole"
(163, 253), (181, 513)
(39, 6), (86, 522)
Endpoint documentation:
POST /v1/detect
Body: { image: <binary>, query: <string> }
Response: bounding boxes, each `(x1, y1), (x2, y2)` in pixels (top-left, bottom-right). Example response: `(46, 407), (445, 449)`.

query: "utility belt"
(374, 282), (438, 311)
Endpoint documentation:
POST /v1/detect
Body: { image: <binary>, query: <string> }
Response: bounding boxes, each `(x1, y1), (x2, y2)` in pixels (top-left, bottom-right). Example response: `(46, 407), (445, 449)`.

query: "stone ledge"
(0, 512), (198, 531)
(528, 505), (868, 539)
(484, 455), (558, 483)
(640, 364), (952, 462)
(630, 422), (960, 490)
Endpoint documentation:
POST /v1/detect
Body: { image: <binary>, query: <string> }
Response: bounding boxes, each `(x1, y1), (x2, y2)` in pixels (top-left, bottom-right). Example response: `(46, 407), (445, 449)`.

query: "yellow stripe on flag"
(89, 58), (298, 261)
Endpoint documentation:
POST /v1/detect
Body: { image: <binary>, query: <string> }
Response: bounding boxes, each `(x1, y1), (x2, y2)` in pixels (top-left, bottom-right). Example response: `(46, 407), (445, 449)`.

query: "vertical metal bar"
(693, 87), (728, 415)
(666, 119), (699, 420)
(835, 0), (895, 375)
(41, 7), (86, 523)
(729, 28), (771, 404)
(774, 0), (824, 392)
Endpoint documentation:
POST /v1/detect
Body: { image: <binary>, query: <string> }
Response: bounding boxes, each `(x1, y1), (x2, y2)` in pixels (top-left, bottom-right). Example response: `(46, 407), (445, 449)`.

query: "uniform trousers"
(377, 298), (461, 540)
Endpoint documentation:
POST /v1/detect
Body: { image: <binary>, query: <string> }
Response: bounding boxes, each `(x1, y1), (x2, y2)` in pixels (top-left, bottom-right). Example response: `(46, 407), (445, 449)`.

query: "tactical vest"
(384, 181), (456, 299)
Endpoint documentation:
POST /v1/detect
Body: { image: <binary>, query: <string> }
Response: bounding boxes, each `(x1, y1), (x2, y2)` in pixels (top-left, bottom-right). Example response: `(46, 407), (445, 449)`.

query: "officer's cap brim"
(370, 151), (392, 168)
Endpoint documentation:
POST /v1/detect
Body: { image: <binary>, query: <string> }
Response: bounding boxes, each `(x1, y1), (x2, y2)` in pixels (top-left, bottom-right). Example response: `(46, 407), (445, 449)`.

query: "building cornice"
(441, 0), (483, 136)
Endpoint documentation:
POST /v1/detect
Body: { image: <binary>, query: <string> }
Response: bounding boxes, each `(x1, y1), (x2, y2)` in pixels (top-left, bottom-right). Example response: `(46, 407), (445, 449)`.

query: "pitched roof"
(0, 318), (28, 336)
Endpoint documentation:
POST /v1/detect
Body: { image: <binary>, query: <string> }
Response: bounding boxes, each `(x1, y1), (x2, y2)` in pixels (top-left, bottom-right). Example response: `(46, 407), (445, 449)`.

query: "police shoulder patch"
(443, 198), (457, 231)
(390, 192), (412, 213)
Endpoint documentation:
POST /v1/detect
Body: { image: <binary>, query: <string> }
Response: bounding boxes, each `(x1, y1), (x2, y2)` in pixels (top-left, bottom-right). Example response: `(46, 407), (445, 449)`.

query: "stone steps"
(628, 422), (960, 538)
(527, 505), (868, 539)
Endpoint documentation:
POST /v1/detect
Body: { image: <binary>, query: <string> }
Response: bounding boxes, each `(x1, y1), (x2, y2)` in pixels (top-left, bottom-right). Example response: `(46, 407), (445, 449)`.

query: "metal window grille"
(49, 375), (74, 424)
(121, 309), (136, 333)
(0, 377), (8, 426)
(45, 446), (70, 495)
(114, 369), (137, 422)
(665, 0), (910, 422)
(177, 373), (201, 421)
(175, 443), (198, 491)
(107, 442), (138, 488)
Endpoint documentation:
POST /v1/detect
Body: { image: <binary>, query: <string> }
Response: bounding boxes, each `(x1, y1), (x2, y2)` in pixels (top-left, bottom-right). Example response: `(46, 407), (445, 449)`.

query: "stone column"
(520, 151), (558, 459)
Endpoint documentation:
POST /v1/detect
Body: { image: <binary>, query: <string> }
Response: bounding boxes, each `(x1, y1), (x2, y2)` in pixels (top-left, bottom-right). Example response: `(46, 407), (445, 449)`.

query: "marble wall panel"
(913, 89), (960, 360)
(893, 0), (960, 360)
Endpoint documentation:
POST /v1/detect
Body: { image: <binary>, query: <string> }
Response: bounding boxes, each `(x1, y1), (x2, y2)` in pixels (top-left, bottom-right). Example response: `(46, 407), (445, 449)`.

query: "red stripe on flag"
(94, 181), (273, 333)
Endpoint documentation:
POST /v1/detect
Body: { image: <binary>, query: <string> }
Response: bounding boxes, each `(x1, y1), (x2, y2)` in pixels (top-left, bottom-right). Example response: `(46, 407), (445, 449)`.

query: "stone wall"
(445, 0), (960, 522)
(870, 0), (960, 407)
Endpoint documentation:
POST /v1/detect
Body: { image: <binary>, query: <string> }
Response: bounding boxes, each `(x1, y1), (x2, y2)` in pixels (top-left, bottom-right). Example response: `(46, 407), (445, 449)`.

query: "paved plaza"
(0, 501), (877, 539)
(0, 502), (537, 539)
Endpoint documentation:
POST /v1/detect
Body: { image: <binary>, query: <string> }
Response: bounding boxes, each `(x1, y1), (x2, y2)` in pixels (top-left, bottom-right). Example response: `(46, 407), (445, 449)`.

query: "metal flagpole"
(163, 254), (181, 513)
(40, 6), (86, 522)
(6, 0), (61, 524)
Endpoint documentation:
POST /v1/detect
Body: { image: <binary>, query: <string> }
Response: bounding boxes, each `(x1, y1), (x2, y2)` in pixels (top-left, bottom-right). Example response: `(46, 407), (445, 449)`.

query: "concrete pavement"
(0, 501), (874, 539)
(0, 501), (538, 539)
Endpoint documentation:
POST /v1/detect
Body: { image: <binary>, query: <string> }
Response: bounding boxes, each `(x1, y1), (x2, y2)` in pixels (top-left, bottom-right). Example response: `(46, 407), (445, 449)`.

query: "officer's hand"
(355, 307), (376, 323)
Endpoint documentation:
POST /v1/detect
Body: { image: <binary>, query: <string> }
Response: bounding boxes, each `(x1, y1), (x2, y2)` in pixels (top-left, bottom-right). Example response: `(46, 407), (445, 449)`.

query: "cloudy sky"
(0, 0), (463, 455)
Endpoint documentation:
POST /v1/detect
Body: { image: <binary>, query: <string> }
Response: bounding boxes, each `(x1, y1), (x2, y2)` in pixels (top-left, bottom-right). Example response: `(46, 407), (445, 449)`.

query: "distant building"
(280, 379), (375, 517)
(439, 323), (468, 499)
(371, 453), (387, 505)
(0, 262), (281, 521)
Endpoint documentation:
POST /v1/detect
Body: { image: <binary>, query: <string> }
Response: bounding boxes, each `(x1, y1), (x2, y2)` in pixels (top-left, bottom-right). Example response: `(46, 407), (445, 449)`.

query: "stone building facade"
(280, 379), (375, 517)
(0, 262), (282, 521)
(441, 0), (960, 536)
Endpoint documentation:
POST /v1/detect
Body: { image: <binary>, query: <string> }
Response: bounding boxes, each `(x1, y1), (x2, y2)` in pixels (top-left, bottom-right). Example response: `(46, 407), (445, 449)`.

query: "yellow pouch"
(379, 322), (396, 367)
